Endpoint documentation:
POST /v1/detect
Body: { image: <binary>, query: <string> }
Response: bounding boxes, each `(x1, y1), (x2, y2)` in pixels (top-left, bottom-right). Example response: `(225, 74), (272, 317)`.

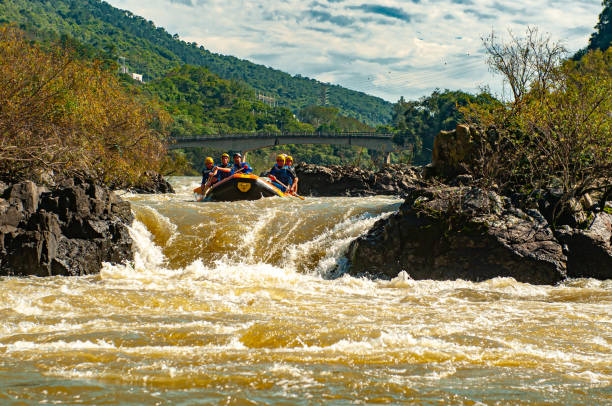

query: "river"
(0, 177), (611, 404)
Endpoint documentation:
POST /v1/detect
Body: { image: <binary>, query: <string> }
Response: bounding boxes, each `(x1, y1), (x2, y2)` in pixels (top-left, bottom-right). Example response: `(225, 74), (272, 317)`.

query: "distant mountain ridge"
(0, 0), (393, 125)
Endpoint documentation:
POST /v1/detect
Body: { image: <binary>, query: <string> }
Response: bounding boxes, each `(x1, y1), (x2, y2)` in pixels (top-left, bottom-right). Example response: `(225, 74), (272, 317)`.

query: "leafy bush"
(0, 26), (168, 185)
(462, 28), (612, 222)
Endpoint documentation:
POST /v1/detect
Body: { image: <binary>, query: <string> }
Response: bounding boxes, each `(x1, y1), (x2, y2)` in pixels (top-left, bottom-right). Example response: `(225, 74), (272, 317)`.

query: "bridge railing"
(172, 132), (394, 142)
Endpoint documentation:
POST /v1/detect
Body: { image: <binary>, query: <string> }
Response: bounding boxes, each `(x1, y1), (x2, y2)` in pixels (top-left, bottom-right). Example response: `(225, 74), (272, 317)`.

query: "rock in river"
(0, 178), (134, 277)
(556, 212), (612, 280)
(347, 185), (568, 285)
(295, 163), (421, 197)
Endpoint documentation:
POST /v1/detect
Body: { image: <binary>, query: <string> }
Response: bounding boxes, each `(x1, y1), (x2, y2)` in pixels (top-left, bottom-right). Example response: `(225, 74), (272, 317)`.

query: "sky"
(107, 0), (603, 102)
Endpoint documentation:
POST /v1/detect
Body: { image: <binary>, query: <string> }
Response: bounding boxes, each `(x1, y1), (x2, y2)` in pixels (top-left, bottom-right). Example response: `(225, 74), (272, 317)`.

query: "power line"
(340, 58), (486, 88)
(346, 61), (488, 93)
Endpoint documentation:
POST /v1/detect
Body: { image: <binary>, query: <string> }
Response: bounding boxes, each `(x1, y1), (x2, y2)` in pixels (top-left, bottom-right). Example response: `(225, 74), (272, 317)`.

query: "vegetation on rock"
(0, 26), (168, 185)
(461, 27), (612, 224)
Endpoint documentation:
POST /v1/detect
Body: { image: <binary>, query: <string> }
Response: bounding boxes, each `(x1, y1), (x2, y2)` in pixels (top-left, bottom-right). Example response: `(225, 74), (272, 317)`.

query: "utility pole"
(320, 86), (329, 106)
(118, 56), (128, 74)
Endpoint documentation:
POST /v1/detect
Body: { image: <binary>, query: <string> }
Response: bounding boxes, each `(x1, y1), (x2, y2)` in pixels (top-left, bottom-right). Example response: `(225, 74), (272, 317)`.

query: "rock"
(580, 193), (595, 210)
(537, 190), (588, 228)
(556, 212), (612, 280)
(0, 178), (134, 277)
(449, 174), (474, 186)
(346, 185), (567, 285)
(295, 163), (422, 197)
(129, 171), (175, 194)
(431, 124), (479, 178)
(4, 181), (39, 214)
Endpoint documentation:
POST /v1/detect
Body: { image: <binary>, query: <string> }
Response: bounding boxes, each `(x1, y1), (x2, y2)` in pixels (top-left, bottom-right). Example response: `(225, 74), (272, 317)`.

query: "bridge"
(170, 132), (404, 162)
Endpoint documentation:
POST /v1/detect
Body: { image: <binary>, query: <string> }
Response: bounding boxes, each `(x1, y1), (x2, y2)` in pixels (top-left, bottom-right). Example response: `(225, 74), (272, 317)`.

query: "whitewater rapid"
(0, 177), (610, 404)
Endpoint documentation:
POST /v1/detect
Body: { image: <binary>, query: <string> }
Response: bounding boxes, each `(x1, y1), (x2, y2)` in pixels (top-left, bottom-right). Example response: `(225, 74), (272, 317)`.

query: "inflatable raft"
(195, 174), (286, 202)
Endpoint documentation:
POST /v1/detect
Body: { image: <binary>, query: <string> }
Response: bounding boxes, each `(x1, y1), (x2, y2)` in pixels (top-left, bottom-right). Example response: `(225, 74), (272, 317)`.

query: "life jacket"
(216, 163), (232, 181)
(201, 167), (216, 184)
(269, 164), (294, 187)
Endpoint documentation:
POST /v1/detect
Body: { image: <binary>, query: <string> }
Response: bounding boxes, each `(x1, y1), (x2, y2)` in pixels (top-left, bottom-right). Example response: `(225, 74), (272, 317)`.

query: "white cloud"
(107, 0), (602, 102)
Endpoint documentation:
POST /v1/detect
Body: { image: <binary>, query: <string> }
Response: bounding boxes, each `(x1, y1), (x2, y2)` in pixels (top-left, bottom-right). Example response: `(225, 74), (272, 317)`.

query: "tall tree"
(588, 0), (612, 52)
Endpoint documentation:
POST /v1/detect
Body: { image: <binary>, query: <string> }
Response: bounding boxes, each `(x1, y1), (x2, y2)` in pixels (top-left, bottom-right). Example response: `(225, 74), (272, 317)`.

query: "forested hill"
(0, 0), (392, 125)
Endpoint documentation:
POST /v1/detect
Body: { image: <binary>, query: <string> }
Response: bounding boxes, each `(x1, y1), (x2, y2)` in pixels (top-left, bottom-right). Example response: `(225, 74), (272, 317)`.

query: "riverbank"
(342, 125), (612, 284)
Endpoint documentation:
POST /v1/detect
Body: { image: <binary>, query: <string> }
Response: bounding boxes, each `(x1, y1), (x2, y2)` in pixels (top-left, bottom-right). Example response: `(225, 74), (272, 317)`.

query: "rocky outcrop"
(347, 186), (567, 285)
(127, 171), (175, 194)
(0, 178), (134, 277)
(556, 212), (612, 280)
(295, 163), (422, 197)
(430, 124), (480, 178)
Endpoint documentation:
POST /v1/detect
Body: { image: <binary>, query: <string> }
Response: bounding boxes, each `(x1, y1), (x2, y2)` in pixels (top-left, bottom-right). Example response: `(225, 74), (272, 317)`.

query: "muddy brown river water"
(0, 177), (611, 404)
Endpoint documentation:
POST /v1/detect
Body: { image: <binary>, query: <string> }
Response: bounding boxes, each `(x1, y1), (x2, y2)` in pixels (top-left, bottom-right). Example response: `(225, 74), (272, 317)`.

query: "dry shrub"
(462, 27), (612, 222)
(0, 25), (169, 185)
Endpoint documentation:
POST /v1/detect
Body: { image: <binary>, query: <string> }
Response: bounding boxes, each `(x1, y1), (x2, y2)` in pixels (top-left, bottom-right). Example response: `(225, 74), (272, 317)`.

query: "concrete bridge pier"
(385, 152), (391, 164)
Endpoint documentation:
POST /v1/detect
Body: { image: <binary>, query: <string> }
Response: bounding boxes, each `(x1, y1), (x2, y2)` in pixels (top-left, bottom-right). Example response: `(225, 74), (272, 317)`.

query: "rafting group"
(194, 153), (302, 202)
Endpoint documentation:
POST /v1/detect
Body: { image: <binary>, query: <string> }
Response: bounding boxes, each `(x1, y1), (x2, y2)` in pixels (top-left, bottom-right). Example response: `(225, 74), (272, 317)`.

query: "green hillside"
(0, 0), (392, 125)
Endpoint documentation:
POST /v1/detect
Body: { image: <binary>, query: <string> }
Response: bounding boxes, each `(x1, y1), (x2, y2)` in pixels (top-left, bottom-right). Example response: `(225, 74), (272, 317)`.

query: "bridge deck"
(170, 132), (403, 153)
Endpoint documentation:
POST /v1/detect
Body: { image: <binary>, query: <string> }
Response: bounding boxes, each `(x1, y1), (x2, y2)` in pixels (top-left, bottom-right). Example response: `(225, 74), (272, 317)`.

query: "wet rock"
(0, 178), (134, 277)
(347, 186), (567, 285)
(295, 163), (422, 197)
(128, 171), (175, 194)
(4, 181), (39, 214)
(556, 212), (612, 280)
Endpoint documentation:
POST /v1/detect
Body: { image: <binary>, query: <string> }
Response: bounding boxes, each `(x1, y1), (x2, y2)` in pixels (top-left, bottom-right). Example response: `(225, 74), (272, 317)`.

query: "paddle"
(268, 175), (305, 200)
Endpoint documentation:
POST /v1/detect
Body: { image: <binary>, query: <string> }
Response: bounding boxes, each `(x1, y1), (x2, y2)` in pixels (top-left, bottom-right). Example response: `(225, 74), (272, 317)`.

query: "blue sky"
(107, 0), (602, 102)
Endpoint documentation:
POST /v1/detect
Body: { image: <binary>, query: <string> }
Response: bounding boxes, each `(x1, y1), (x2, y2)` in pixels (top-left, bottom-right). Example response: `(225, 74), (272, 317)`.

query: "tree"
(463, 28), (612, 224)
(0, 26), (169, 184)
(483, 27), (566, 103)
(588, 0), (612, 52)
(391, 90), (496, 164)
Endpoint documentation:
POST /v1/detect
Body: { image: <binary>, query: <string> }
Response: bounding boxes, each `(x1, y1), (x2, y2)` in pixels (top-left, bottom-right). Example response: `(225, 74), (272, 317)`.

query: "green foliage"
(589, 0), (612, 52)
(463, 41), (612, 224)
(0, 26), (168, 185)
(144, 64), (320, 136)
(574, 1), (612, 59)
(391, 90), (498, 164)
(298, 105), (374, 132)
(0, 0), (392, 125)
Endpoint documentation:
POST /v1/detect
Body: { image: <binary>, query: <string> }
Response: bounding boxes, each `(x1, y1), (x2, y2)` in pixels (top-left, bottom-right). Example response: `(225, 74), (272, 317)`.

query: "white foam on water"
(284, 210), (394, 277)
(6, 179), (607, 400)
(3, 339), (116, 352)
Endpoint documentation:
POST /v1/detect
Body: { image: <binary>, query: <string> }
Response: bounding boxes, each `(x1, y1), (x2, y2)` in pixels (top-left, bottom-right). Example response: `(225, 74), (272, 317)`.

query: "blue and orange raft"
(194, 174), (287, 202)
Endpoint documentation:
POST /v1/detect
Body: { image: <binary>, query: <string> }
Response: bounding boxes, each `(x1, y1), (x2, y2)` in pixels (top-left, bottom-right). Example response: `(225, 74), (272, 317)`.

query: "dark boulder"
(347, 186), (567, 285)
(128, 171), (175, 194)
(0, 179), (134, 277)
(295, 163), (422, 197)
(556, 212), (612, 280)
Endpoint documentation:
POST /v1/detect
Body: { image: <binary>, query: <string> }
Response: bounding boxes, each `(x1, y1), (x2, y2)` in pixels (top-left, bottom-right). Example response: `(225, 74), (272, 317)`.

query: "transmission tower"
(118, 56), (128, 74)
(320, 86), (329, 106)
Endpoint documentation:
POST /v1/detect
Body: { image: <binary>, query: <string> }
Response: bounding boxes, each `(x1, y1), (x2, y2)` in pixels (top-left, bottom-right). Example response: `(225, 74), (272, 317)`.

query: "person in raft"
(231, 153), (253, 175)
(215, 153), (233, 182)
(285, 155), (298, 194)
(201, 157), (218, 188)
(266, 154), (295, 193)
